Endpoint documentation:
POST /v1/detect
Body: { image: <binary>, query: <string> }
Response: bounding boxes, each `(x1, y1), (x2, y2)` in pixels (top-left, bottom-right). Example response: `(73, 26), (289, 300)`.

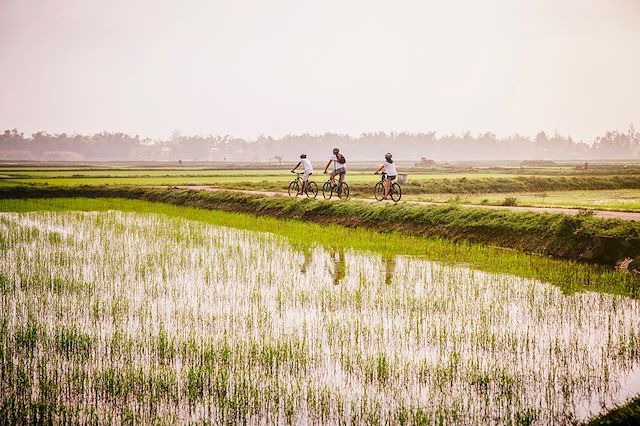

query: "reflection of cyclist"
(374, 153), (397, 200)
(291, 154), (313, 195)
(300, 248), (313, 273)
(384, 256), (396, 285)
(324, 148), (346, 190)
(331, 250), (346, 285)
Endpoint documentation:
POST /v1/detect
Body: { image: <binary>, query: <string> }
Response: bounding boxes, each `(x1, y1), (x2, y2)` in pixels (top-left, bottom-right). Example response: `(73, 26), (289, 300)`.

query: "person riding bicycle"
(374, 153), (397, 200)
(324, 148), (346, 191)
(291, 154), (313, 195)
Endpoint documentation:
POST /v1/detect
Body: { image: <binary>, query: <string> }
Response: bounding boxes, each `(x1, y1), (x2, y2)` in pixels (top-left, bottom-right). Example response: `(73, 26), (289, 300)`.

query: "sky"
(1, 0), (639, 142)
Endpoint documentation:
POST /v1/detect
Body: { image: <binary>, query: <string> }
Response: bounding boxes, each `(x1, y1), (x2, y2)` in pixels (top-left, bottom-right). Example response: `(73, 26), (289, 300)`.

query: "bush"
(502, 196), (518, 206)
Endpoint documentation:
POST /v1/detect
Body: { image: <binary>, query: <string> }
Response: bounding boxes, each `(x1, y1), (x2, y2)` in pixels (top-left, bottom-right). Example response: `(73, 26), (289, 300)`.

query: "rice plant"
(1, 210), (640, 424)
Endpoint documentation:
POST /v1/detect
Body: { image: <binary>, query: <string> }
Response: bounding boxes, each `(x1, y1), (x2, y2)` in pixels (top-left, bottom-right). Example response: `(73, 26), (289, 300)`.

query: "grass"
(5, 184), (640, 266)
(412, 189), (640, 212)
(5, 167), (640, 197)
(588, 395), (640, 425)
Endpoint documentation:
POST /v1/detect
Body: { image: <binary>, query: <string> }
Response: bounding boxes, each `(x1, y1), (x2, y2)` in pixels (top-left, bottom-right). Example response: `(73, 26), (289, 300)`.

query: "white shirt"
(383, 160), (397, 176)
(330, 154), (346, 170)
(301, 158), (313, 173)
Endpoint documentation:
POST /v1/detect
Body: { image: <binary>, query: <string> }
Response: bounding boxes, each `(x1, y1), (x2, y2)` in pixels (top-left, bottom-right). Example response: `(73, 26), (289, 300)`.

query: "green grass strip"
(2, 194), (640, 300)
(587, 395), (640, 425)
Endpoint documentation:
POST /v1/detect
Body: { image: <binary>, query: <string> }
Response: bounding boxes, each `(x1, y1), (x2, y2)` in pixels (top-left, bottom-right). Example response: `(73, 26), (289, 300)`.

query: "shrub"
(502, 196), (518, 206)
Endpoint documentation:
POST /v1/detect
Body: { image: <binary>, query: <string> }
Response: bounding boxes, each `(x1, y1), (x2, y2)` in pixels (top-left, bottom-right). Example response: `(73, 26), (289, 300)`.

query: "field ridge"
(4, 184), (640, 266)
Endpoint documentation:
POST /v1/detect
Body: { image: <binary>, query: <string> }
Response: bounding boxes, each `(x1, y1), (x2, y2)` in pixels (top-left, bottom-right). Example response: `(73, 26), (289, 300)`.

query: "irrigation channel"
(1, 209), (640, 424)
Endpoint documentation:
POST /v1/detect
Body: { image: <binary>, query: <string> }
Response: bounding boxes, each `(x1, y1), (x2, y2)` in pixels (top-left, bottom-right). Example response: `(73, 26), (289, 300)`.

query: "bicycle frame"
(289, 172), (319, 198)
(374, 171), (401, 202)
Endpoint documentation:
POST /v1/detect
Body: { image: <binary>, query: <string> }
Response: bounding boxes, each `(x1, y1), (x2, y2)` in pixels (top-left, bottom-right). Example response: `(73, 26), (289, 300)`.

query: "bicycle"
(322, 179), (349, 199)
(374, 172), (401, 202)
(288, 172), (318, 198)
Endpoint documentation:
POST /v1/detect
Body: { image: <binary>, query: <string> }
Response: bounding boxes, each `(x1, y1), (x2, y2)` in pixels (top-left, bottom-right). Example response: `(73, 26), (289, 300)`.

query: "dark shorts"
(387, 175), (397, 181)
(330, 168), (346, 177)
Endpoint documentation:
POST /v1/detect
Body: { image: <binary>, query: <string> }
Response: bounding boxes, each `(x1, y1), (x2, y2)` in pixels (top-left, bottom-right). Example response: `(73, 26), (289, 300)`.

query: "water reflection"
(300, 247), (313, 273)
(331, 249), (346, 285)
(3, 210), (640, 424)
(384, 255), (396, 285)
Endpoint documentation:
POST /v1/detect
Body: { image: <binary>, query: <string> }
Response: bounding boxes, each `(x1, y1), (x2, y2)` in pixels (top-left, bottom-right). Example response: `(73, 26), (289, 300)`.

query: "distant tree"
(1, 126), (638, 162)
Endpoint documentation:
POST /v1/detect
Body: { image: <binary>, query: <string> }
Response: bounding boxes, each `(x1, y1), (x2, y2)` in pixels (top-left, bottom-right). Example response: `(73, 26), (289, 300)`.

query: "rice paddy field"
(2, 198), (640, 424)
(0, 168), (549, 188)
(3, 163), (640, 212)
(416, 189), (640, 212)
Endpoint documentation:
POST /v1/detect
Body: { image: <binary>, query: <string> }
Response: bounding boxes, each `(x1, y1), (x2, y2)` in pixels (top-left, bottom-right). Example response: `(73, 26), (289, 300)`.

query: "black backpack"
(336, 153), (346, 164)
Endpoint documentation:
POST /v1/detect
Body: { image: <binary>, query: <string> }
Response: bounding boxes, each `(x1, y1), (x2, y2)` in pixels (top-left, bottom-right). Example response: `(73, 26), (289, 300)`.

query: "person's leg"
(330, 169), (337, 185)
(300, 172), (309, 195)
(337, 170), (345, 195)
(384, 178), (390, 199)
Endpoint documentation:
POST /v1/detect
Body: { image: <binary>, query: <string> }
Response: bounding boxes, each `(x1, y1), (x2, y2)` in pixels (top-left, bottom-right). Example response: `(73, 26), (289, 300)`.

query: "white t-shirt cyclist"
(301, 158), (313, 173)
(383, 160), (397, 177)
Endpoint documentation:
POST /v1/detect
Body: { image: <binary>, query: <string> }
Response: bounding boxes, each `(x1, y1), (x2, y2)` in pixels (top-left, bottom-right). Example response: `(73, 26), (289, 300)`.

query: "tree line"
(1, 126), (639, 162)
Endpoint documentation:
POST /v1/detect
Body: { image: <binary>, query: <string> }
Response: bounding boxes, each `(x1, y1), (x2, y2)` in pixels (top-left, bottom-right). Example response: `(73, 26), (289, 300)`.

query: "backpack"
(336, 153), (346, 164)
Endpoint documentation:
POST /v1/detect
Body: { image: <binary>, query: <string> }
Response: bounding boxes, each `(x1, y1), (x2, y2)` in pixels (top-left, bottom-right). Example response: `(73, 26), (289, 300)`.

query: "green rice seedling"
(47, 232), (63, 244)
(1, 208), (640, 423)
(54, 325), (94, 358)
(0, 273), (13, 294)
(14, 322), (41, 352)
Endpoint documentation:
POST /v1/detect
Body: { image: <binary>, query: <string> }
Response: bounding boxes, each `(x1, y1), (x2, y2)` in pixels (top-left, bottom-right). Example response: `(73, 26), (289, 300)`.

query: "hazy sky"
(1, 0), (639, 142)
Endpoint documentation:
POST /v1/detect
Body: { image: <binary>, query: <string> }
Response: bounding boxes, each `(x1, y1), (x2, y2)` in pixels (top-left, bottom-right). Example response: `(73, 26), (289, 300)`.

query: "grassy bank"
(3, 184), (640, 266)
(2, 196), (640, 301)
(588, 396), (640, 425)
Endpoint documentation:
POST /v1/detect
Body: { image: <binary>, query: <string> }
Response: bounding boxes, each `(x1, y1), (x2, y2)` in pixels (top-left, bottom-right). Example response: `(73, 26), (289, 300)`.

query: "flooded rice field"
(1, 210), (640, 424)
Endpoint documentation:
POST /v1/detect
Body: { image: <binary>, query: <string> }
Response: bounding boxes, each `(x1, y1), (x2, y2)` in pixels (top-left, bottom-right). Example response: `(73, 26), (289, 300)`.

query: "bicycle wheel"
(390, 183), (402, 202)
(338, 182), (349, 199)
(374, 182), (385, 201)
(322, 181), (333, 199)
(288, 181), (299, 197)
(306, 181), (318, 198)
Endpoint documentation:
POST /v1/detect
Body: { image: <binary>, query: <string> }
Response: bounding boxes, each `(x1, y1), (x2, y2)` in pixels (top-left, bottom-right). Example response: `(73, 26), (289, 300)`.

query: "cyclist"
(374, 152), (397, 200)
(324, 148), (346, 190)
(291, 154), (313, 195)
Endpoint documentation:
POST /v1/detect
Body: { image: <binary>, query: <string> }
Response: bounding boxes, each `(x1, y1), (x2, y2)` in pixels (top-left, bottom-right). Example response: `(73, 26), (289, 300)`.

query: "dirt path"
(170, 185), (640, 222)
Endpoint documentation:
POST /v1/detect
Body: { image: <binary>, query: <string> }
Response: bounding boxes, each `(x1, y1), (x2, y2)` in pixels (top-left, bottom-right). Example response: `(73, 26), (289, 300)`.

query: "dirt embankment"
(3, 184), (640, 266)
